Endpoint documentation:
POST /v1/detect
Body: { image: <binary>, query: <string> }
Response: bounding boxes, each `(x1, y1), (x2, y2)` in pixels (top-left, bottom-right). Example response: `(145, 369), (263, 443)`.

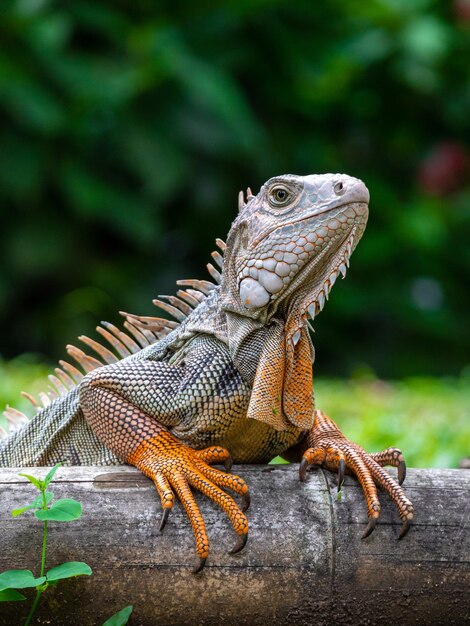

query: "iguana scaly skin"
(0, 173), (414, 571)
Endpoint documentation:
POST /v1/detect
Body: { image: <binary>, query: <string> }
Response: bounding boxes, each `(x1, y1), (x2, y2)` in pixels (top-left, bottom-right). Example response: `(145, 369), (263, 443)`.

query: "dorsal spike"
(155, 328), (172, 339)
(4, 405), (29, 423)
(121, 320), (151, 348)
(158, 295), (193, 317)
(59, 360), (85, 383)
(176, 279), (215, 295)
(176, 290), (200, 308)
(66, 345), (104, 373)
(216, 238), (226, 252)
(47, 386), (59, 399)
(121, 314), (177, 336)
(79, 335), (119, 364)
(4, 406), (29, 431)
(21, 391), (39, 407)
(54, 368), (76, 390)
(186, 289), (205, 303)
(119, 313), (160, 342)
(206, 263), (222, 284)
(238, 190), (245, 211)
(123, 312), (178, 331)
(152, 299), (187, 323)
(100, 322), (141, 354)
(95, 326), (131, 358)
(39, 392), (52, 408)
(211, 250), (223, 270)
(48, 374), (68, 396)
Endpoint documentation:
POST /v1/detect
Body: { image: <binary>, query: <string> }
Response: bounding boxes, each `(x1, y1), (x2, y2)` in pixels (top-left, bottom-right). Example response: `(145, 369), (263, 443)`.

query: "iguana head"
(221, 173), (369, 329)
(220, 173), (369, 431)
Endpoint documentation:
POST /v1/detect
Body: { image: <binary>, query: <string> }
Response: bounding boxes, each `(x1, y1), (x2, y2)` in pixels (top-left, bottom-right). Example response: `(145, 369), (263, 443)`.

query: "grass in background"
(0, 356), (50, 434)
(1, 356), (468, 468)
(314, 373), (470, 468)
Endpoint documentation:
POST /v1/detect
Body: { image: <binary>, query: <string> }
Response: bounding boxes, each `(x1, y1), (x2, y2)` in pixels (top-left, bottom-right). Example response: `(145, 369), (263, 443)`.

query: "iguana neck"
(166, 286), (314, 432)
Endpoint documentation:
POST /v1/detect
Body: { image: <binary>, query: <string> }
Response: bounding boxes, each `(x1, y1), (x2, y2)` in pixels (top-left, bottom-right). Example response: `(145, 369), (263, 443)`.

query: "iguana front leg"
(79, 359), (250, 573)
(297, 410), (414, 538)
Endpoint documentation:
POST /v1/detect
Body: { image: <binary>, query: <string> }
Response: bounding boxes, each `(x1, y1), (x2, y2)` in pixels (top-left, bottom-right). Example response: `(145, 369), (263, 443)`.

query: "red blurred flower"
(417, 141), (468, 196)
(454, 0), (470, 23)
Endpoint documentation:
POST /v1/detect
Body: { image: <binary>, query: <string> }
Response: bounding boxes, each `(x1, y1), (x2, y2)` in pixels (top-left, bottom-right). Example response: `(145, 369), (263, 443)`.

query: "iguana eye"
(269, 185), (292, 208)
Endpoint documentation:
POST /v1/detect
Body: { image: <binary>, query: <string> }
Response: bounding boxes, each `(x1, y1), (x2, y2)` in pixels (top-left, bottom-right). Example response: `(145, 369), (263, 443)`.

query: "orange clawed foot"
(300, 410), (414, 539)
(129, 435), (249, 573)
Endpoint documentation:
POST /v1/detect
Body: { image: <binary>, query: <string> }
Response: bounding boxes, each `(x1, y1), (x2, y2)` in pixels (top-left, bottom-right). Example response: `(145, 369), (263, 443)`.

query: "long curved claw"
(299, 446), (327, 483)
(399, 520), (411, 539)
(193, 557), (207, 574)
(362, 517), (377, 539)
(241, 491), (251, 512)
(299, 457), (309, 482)
(224, 456), (233, 473)
(159, 507), (170, 532)
(369, 447), (407, 485)
(398, 459), (406, 486)
(337, 458), (345, 493)
(229, 533), (248, 555)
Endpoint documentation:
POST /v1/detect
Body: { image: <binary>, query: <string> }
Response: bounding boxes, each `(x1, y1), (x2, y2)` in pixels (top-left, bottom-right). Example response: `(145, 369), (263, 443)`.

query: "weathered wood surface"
(0, 466), (468, 626)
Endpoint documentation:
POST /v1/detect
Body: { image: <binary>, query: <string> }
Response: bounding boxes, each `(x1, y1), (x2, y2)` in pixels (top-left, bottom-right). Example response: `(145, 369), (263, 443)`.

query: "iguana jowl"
(0, 173), (414, 571)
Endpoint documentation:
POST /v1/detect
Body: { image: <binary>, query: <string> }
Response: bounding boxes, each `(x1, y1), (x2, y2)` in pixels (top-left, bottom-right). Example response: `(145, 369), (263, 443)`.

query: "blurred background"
(0, 0), (468, 466)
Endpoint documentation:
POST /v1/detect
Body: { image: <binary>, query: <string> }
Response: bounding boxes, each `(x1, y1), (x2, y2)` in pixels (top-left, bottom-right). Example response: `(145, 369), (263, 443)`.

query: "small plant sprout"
(0, 463), (92, 625)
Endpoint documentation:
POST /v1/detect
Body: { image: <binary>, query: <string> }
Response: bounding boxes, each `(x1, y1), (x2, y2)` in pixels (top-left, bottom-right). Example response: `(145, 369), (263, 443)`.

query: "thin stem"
(24, 589), (42, 626)
(24, 489), (49, 625)
(40, 491), (48, 577)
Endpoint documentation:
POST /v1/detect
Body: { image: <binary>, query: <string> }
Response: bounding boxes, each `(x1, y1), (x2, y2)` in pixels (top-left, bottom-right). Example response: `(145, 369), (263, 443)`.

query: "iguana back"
(0, 241), (226, 467)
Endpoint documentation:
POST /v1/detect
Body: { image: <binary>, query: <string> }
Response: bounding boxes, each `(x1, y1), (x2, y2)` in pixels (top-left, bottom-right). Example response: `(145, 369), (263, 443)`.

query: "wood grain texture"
(0, 466), (468, 626)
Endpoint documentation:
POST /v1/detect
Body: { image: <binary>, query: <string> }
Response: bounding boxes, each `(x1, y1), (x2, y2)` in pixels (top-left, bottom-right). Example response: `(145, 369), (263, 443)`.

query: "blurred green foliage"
(1, 356), (468, 467)
(0, 0), (469, 380)
(315, 371), (470, 468)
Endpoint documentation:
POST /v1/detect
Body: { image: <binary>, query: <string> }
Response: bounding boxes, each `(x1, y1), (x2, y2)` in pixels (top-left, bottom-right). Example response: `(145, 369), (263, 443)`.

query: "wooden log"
(0, 466), (468, 626)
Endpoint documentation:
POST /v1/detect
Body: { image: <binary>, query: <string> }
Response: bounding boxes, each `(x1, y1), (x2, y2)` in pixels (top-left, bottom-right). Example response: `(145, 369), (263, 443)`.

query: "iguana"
(0, 173), (414, 572)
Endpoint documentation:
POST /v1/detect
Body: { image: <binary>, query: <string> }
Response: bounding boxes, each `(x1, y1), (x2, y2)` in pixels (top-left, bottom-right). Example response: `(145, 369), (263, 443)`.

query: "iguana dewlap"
(0, 173), (413, 571)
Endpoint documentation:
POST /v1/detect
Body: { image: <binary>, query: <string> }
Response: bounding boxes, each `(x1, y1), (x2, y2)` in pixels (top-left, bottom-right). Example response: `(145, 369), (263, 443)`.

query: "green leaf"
(102, 605), (133, 626)
(0, 570), (46, 591)
(11, 505), (34, 518)
(46, 561), (92, 582)
(269, 456), (289, 465)
(12, 491), (54, 517)
(43, 463), (62, 488)
(0, 589), (27, 602)
(11, 505), (35, 518)
(18, 473), (43, 491)
(35, 498), (82, 522)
